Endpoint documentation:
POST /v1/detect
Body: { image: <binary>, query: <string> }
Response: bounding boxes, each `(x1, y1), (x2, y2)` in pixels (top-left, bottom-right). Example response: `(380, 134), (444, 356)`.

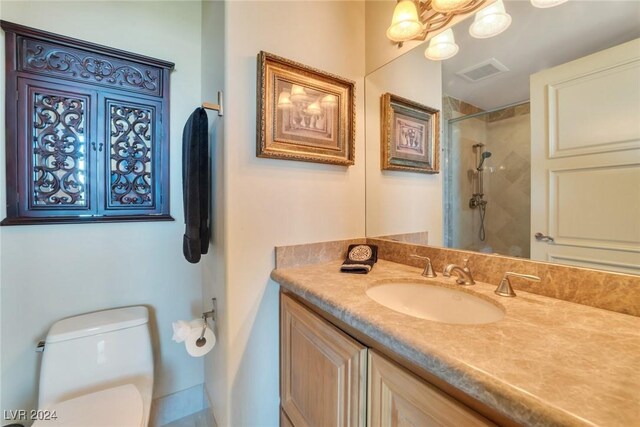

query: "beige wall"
(0, 0), (4, 414)
(365, 0), (426, 74)
(365, 45), (443, 244)
(212, 1), (366, 425)
(0, 1), (205, 413)
(200, 0), (227, 423)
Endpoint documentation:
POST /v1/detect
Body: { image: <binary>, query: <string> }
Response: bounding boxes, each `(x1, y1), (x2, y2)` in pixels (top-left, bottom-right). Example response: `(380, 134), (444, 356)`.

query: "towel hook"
(202, 91), (224, 117)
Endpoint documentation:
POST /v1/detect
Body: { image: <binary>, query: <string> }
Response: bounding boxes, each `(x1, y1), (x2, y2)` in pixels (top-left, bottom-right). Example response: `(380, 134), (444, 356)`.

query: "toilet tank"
(38, 306), (154, 407)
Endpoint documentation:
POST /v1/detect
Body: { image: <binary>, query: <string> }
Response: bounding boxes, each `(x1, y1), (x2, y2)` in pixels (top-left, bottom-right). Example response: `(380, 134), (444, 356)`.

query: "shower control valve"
(469, 193), (486, 209)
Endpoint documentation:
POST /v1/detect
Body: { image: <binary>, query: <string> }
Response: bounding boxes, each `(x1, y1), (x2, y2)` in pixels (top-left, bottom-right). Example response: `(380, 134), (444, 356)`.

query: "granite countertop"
(271, 259), (640, 427)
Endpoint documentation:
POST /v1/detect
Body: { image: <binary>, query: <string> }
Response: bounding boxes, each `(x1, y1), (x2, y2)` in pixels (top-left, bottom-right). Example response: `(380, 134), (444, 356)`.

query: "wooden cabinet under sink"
(280, 292), (367, 427)
(280, 292), (495, 427)
(367, 351), (494, 427)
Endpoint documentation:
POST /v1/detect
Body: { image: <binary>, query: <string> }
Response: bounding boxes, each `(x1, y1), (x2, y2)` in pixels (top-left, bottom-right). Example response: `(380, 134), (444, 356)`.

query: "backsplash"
(274, 238), (640, 317)
(275, 238), (366, 269)
(369, 238), (640, 317)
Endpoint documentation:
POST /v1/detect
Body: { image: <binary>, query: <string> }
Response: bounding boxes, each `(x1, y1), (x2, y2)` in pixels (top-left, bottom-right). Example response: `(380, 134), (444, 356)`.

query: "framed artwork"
(257, 51), (355, 166)
(381, 93), (440, 174)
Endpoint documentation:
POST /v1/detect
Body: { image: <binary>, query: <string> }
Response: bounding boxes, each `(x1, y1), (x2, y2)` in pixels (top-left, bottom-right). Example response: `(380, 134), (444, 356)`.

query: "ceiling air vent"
(456, 58), (509, 83)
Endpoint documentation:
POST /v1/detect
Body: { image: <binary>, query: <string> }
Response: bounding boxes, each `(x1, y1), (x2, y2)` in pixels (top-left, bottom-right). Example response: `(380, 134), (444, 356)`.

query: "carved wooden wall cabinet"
(1, 21), (175, 225)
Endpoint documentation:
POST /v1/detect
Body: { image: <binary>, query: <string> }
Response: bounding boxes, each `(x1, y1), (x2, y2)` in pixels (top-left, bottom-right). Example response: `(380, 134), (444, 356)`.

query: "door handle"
(534, 232), (554, 243)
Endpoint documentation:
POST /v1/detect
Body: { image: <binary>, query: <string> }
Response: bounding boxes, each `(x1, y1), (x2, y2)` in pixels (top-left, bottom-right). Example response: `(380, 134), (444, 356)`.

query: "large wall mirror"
(365, 0), (640, 275)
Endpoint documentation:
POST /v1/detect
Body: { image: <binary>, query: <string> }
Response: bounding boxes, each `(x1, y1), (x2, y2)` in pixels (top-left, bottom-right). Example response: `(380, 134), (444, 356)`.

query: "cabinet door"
(368, 351), (494, 427)
(281, 409), (294, 427)
(99, 94), (167, 216)
(17, 78), (98, 218)
(280, 293), (367, 427)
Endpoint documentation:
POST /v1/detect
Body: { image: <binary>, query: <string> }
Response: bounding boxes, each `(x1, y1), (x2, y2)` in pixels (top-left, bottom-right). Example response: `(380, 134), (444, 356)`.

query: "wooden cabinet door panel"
(281, 293), (366, 427)
(281, 408), (295, 427)
(368, 351), (495, 427)
(17, 77), (98, 217)
(98, 93), (166, 216)
(2, 22), (174, 225)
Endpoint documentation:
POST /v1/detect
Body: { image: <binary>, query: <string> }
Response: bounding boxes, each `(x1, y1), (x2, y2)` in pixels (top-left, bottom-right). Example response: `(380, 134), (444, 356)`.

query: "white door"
(530, 39), (640, 274)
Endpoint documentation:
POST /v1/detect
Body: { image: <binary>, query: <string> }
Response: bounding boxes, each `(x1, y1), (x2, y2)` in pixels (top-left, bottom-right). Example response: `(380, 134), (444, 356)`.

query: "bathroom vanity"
(280, 291), (497, 427)
(272, 246), (640, 427)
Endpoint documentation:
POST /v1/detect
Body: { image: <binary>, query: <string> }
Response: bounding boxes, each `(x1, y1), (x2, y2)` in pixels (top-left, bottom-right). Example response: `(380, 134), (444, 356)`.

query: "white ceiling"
(442, 0), (640, 110)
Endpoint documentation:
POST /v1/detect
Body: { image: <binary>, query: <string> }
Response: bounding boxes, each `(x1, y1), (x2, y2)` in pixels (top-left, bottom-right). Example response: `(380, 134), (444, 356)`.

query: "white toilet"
(33, 306), (154, 427)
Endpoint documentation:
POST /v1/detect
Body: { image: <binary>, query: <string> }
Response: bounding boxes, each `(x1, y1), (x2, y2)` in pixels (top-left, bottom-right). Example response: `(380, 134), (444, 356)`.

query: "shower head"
(477, 151), (492, 170)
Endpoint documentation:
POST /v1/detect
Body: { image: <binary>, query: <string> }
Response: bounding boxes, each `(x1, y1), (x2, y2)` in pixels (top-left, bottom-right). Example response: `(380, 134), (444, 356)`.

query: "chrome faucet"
(443, 259), (475, 285)
(495, 272), (540, 297)
(410, 254), (436, 278)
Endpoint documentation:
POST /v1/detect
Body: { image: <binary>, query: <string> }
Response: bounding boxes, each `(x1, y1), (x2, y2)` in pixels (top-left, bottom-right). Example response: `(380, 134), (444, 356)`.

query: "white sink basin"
(366, 281), (504, 325)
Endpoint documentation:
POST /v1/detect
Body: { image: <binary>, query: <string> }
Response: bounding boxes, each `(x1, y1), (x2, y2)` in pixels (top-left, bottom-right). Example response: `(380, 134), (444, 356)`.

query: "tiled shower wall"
(444, 96), (531, 257)
(485, 106), (531, 257)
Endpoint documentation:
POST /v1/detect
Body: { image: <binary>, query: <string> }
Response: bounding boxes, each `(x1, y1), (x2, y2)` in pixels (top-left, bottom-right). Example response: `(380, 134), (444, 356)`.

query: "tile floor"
(161, 409), (215, 427)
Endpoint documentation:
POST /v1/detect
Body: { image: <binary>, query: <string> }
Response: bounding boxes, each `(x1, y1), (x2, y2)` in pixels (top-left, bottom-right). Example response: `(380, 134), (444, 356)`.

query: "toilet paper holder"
(199, 298), (216, 341)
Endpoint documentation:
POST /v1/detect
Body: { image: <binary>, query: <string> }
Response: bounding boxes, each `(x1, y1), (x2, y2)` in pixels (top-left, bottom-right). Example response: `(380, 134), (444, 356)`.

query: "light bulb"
(424, 29), (459, 61)
(289, 85), (307, 103)
(386, 0), (422, 42)
(431, 0), (473, 13)
(320, 94), (337, 107)
(469, 0), (512, 39)
(531, 0), (568, 8)
(306, 101), (322, 116)
(277, 91), (292, 109)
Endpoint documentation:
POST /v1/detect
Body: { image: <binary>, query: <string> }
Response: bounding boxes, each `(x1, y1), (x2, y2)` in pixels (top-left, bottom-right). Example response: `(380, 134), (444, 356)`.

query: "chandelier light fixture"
(469, 0), (512, 39)
(386, 0), (423, 42)
(424, 28), (459, 60)
(530, 0), (569, 8)
(388, 0), (569, 61)
(386, 0), (488, 44)
(431, 0), (475, 13)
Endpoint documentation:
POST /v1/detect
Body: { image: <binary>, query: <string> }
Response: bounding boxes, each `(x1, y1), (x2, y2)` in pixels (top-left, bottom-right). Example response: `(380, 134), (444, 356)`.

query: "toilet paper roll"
(172, 319), (208, 343)
(185, 325), (216, 357)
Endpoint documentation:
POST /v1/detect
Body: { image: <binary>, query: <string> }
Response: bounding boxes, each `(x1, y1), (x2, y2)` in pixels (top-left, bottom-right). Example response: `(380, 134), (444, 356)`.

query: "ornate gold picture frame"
(257, 51), (355, 166)
(381, 93), (440, 174)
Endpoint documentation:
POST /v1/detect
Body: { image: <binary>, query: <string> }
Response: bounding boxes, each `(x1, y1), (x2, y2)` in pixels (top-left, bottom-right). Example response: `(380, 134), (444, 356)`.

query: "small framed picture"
(381, 93), (440, 174)
(257, 51), (355, 166)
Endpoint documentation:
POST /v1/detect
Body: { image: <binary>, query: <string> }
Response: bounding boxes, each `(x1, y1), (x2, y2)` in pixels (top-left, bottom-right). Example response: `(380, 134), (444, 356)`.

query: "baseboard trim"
(150, 383), (210, 426)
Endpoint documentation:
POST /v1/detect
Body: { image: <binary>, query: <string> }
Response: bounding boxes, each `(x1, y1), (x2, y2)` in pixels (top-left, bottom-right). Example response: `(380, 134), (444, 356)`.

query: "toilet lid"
(33, 384), (143, 427)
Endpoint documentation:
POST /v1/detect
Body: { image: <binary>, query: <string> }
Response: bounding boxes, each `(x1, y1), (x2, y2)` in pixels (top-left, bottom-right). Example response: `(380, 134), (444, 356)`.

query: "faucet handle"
(410, 255), (437, 278)
(495, 272), (541, 297)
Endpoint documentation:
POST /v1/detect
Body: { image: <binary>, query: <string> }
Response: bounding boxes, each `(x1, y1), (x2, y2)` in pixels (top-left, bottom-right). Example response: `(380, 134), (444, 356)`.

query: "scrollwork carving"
(32, 93), (87, 206)
(110, 104), (154, 206)
(23, 40), (159, 94)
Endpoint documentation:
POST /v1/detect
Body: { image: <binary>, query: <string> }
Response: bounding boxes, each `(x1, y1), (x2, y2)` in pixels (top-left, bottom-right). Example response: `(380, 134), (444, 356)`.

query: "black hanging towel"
(182, 108), (209, 263)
